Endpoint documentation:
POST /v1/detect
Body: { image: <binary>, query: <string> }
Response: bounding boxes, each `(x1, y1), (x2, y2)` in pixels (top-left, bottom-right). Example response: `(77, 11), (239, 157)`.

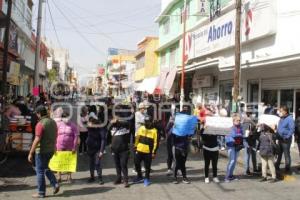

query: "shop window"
(280, 89), (294, 114)
(248, 81), (259, 103)
(262, 90), (278, 108)
(219, 80), (233, 108)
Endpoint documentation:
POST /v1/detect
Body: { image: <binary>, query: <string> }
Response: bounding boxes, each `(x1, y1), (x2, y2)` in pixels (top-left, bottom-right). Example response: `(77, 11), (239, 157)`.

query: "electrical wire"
(46, 0), (62, 48)
(51, 0), (107, 57)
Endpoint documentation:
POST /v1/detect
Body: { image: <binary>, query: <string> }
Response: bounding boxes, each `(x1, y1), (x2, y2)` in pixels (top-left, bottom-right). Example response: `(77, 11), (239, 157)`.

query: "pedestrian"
(172, 105), (192, 184)
(165, 116), (175, 176)
(55, 110), (79, 183)
(27, 105), (60, 198)
(201, 132), (220, 183)
(108, 107), (131, 188)
(258, 124), (277, 183)
(135, 103), (147, 134)
(243, 112), (259, 175)
(133, 115), (158, 187)
(79, 106), (89, 155)
(295, 109), (300, 169)
(86, 112), (106, 184)
(275, 106), (295, 173)
(225, 113), (245, 183)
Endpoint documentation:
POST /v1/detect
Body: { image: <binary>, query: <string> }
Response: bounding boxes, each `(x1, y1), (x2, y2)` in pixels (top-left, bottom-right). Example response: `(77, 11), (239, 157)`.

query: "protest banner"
(204, 116), (233, 135)
(49, 151), (77, 173)
(172, 113), (198, 136)
(258, 114), (280, 128)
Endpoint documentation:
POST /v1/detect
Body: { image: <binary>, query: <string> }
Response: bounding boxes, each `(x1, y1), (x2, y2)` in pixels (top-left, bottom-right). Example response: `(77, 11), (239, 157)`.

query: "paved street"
(1, 139), (300, 200)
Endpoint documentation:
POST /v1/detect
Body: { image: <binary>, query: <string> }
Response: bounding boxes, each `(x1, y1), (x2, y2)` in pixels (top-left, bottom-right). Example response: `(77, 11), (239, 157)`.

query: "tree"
(47, 68), (58, 83)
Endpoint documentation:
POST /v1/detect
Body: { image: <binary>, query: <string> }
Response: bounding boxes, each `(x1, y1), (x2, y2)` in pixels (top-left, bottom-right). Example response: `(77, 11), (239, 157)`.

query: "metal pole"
(34, 0), (44, 102)
(233, 0), (242, 112)
(180, 0), (187, 111)
(119, 55), (121, 96)
(1, 0), (12, 131)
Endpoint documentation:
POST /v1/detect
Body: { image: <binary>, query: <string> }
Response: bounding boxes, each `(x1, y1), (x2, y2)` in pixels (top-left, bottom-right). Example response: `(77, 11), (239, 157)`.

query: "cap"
(138, 103), (146, 109)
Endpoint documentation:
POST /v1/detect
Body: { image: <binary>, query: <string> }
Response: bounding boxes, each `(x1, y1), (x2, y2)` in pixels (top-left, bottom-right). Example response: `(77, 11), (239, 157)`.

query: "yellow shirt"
(135, 126), (158, 154)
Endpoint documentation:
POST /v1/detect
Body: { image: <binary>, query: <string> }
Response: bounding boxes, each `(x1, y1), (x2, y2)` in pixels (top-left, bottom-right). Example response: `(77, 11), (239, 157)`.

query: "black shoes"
(260, 177), (268, 182)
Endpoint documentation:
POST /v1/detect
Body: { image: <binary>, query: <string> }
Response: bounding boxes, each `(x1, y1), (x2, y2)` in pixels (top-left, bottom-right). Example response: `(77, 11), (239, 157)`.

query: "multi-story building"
(157, 0), (300, 119)
(53, 48), (70, 81)
(134, 36), (161, 94)
(106, 48), (136, 96)
(0, 0), (48, 96)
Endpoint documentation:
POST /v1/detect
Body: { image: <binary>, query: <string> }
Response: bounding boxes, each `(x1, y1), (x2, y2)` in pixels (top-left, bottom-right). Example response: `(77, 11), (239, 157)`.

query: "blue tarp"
(172, 113), (198, 136)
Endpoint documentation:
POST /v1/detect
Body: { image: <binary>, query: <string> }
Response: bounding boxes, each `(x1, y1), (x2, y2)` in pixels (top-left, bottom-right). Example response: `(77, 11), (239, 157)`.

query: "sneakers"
(205, 178), (210, 184)
(142, 167), (146, 173)
(224, 178), (231, 183)
(87, 177), (95, 183)
(53, 184), (60, 195)
(173, 177), (179, 184)
(269, 178), (277, 183)
(229, 176), (239, 181)
(144, 178), (151, 187)
(98, 178), (104, 185)
(132, 169), (137, 175)
(124, 181), (130, 188)
(260, 177), (268, 182)
(133, 177), (144, 184)
(166, 169), (173, 176)
(114, 178), (122, 185)
(182, 178), (190, 184)
(213, 177), (220, 183)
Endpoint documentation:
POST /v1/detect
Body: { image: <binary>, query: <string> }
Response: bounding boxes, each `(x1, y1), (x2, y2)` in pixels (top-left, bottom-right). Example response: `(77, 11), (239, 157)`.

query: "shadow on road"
(54, 186), (115, 197)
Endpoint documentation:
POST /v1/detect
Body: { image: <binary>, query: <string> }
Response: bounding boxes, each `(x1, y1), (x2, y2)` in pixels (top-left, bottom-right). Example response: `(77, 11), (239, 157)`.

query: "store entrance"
(296, 90), (300, 118)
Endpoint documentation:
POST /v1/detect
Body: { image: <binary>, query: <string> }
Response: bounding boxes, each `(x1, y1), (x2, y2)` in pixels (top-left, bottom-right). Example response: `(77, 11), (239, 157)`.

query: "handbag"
(268, 134), (280, 155)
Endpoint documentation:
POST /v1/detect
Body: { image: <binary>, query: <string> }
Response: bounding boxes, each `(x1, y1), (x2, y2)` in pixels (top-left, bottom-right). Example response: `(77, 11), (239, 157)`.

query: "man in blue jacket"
(275, 106), (295, 173)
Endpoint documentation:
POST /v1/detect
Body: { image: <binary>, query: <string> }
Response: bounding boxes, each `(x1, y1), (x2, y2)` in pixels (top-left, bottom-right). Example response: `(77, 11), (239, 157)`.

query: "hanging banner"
(49, 151), (77, 173)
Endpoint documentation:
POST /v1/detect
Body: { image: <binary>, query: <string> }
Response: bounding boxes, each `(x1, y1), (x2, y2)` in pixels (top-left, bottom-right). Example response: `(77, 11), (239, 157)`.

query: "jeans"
(113, 150), (129, 181)
(89, 152), (102, 178)
(135, 152), (152, 179)
(275, 138), (292, 171)
(35, 153), (58, 196)
(244, 146), (257, 173)
(173, 147), (188, 178)
(203, 149), (219, 178)
(167, 136), (173, 170)
(226, 147), (239, 179)
(79, 132), (88, 153)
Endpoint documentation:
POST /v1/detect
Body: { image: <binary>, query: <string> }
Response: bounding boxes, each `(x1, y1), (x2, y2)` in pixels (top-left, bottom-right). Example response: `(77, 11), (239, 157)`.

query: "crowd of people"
(1, 93), (300, 198)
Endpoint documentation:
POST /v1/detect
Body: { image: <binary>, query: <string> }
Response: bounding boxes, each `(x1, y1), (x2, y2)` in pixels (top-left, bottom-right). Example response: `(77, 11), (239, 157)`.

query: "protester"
(275, 106), (295, 173)
(79, 106), (89, 155)
(201, 132), (220, 183)
(134, 115), (158, 187)
(55, 110), (79, 183)
(243, 112), (259, 175)
(28, 105), (60, 198)
(108, 107), (131, 188)
(225, 113), (244, 183)
(165, 116), (175, 176)
(135, 103), (146, 134)
(86, 112), (106, 184)
(295, 110), (300, 167)
(172, 106), (193, 184)
(258, 124), (277, 183)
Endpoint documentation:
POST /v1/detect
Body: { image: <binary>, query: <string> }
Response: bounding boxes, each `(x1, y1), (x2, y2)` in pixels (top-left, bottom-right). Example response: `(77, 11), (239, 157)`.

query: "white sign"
(190, 0), (276, 59)
(204, 116), (233, 135)
(197, 0), (209, 16)
(192, 74), (213, 88)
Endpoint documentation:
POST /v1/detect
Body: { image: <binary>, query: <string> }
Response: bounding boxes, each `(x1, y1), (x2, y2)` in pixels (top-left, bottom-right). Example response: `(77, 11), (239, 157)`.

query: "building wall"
(144, 39), (159, 78)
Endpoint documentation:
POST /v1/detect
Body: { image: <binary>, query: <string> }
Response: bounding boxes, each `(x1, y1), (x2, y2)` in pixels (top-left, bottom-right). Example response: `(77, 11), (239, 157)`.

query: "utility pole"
(118, 55), (122, 96)
(233, 0), (242, 113)
(180, 0), (187, 111)
(34, 0), (44, 103)
(1, 0), (12, 131)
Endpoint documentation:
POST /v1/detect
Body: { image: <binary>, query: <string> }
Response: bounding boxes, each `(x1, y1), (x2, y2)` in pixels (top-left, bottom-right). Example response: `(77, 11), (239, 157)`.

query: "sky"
(33, 0), (161, 78)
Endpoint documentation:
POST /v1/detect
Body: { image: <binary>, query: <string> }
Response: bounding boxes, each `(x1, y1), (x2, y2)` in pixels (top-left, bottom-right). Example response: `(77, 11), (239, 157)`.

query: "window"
(280, 89), (294, 114)
(160, 52), (166, 68)
(169, 46), (177, 67)
(247, 81), (259, 103)
(219, 80), (233, 107)
(262, 90), (278, 108)
(163, 18), (170, 35)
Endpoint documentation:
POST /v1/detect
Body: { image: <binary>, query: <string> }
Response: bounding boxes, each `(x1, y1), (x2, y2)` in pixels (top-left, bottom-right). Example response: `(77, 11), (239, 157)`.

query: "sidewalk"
(219, 146), (300, 169)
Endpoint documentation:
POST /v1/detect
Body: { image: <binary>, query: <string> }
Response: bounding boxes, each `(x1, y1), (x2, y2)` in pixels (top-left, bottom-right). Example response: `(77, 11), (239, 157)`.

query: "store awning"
(164, 67), (177, 95)
(136, 76), (160, 94)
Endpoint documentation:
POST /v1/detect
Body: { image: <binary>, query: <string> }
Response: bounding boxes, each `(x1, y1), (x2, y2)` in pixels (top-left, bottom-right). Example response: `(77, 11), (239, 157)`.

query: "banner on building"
(7, 61), (20, 85)
(49, 151), (77, 173)
(204, 116), (233, 135)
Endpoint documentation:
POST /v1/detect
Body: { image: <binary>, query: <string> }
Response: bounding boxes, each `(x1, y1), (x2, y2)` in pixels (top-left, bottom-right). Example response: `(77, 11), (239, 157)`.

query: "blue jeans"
(35, 153), (58, 196)
(226, 147), (239, 179)
(244, 146), (257, 173)
(89, 152), (102, 178)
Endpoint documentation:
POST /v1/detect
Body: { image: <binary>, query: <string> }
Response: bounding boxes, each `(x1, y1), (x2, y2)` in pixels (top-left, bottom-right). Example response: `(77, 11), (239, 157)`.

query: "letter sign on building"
(197, 0), (209, 16)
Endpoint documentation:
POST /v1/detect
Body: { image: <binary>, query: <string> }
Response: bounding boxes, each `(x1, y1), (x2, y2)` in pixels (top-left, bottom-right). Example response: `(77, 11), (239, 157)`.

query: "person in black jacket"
(86, 113), (106, 185)
(108, 110), (131, 188)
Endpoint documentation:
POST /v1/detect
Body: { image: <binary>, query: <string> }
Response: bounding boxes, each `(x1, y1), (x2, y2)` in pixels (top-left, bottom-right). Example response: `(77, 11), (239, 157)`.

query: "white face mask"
(62, 118), (69, 123)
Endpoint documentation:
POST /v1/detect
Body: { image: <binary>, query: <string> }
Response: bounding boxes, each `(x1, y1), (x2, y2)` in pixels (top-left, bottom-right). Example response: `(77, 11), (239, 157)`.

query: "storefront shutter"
(262, 77), (300, 89)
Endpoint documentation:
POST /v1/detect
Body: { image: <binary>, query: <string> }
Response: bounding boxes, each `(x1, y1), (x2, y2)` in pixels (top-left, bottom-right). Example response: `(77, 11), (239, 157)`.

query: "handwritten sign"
(49, 151), (77, 172)
(204, 117), (233, 135)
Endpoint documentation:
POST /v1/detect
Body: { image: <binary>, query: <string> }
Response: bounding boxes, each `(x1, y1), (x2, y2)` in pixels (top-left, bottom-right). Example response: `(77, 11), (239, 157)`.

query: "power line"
(51, 0), (107, 57)
(46, 0), (62, 48)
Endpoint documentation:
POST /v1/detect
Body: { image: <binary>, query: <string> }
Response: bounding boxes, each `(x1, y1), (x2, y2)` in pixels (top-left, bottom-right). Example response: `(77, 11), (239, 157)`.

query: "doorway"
(296, 90), (300, 118)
